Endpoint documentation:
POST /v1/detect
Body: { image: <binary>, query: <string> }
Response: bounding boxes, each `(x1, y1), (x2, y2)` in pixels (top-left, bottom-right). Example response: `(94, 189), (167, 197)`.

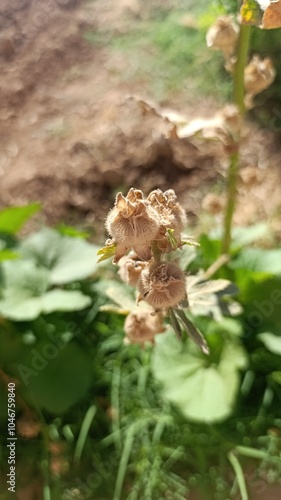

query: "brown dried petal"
(138, 262), (187, 310)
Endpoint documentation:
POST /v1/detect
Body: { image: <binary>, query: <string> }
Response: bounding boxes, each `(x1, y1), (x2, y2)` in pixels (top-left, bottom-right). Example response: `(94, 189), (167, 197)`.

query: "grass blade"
(74, 404), (97, 463)
(113, 424), (136, 500)
(228, 451), (248, 500)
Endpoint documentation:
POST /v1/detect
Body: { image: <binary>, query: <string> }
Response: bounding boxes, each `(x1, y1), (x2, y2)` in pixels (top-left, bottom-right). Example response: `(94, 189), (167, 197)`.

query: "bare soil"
(0, 0), (280, 240)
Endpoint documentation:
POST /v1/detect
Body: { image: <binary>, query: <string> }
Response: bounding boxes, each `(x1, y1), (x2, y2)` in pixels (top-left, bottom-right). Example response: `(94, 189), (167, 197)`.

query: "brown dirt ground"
(0, 0), (281, 242)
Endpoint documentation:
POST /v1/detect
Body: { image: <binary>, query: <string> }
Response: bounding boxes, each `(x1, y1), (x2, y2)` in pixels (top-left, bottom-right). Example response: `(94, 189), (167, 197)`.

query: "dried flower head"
(244, 56), (276, 108)
(147, 189), (187, 252)
(118, 252), (147, 286)
(206, 16), (239, 58)
(124, 310), (165, 344)
(138, 261), (187, 310)
(106, 188), (161, 262)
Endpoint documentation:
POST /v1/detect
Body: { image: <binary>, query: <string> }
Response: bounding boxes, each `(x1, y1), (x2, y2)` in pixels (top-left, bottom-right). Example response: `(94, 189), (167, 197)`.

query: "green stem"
(233, 24), (252, 115)
(221, 24), (251, 254)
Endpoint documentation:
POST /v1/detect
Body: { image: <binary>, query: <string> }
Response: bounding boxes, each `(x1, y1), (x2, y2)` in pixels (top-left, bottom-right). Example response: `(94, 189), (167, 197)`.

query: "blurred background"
(0, 0), (281, 499)
(1, 0), (281, 233)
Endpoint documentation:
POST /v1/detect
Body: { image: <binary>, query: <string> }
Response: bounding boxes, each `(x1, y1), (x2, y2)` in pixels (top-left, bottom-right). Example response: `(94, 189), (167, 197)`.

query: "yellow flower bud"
(138, 262), (187, 310)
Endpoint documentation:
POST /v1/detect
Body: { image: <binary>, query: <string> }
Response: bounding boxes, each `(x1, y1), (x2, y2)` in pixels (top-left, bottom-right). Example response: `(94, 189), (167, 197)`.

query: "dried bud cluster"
(106, 188), (187, 263)
(104, 187), (189, 346)
(106, 188), (160, 262)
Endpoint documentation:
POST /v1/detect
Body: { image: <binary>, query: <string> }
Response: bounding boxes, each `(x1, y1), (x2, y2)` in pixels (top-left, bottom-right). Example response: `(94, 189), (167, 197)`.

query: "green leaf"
(56, 224), (90, 239)
(1, 260), (49, 298)
(258, 332), (281, 355)
(211, 223), (271, 251)
(20, 228), (100, 284)
(0, 249), (19, 261)
(196, 234), (221, 269)
(206, 318), (243, 338)
(0, 204), (40, 234)
(41, 290), (91, 314)
(271, 372), (281, 385)
(230, 248), (281, 275)
(231, 223), (271, 249)
(0, 260), (91, 320)
(18, 342), (93, 413)
(97, 243), (117, 263)
(152, 330), (247, 423)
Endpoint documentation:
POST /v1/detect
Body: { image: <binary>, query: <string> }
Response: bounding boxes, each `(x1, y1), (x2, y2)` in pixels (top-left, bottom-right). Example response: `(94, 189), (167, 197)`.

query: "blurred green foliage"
(0, 204), (280, 499)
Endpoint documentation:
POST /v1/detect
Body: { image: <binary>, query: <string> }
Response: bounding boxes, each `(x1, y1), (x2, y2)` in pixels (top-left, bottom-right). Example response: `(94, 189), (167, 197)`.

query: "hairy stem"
(221, 24), (251, 254)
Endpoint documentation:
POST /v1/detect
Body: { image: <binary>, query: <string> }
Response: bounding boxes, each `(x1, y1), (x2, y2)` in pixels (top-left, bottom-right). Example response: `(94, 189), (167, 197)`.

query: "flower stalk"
(221, 24), (251, 254)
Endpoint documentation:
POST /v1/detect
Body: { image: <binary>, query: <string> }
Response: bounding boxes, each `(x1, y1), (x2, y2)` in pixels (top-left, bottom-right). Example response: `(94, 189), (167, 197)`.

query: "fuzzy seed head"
(147, 189), (187, 252)
(138, 262), (187, 310)
(105, 188), (161, 261)
(124, 310), (165, 344)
